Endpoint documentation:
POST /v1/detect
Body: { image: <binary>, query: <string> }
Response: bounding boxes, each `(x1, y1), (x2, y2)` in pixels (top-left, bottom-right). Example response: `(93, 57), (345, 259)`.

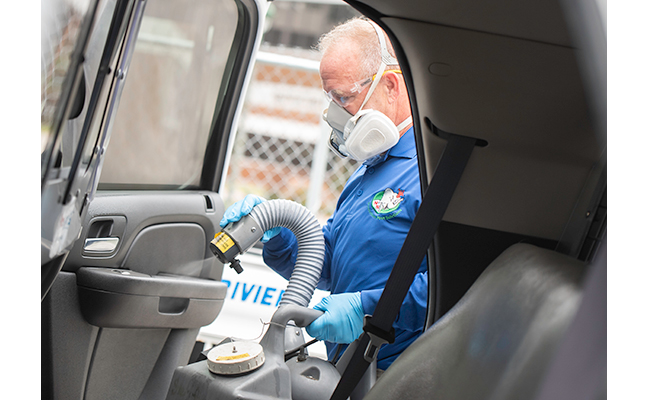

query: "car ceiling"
(349, 0), (605, 242)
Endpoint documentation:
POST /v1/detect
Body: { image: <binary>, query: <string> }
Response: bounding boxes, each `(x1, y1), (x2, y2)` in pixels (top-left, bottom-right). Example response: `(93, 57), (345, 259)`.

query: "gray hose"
(249, 199), (325, 307)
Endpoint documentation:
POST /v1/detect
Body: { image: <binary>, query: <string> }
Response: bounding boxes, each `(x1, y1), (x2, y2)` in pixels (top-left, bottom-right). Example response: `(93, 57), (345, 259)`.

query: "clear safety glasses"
(323, 69), (402, 107)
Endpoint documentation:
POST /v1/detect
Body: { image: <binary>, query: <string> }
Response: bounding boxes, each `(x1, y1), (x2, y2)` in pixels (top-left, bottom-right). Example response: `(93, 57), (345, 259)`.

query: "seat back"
(364, 244), (586, 400)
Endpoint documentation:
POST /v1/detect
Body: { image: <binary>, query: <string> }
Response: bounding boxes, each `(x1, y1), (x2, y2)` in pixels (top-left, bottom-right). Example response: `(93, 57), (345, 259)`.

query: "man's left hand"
(306, 292), (364, 344)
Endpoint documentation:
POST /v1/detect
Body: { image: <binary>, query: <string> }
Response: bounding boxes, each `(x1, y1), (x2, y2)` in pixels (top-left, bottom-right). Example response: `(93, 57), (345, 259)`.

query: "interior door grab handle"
(84, 237), (120, 253)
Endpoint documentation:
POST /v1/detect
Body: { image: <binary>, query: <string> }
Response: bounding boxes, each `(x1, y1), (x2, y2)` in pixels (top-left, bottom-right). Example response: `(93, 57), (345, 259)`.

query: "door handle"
(84, 237), (120, 253)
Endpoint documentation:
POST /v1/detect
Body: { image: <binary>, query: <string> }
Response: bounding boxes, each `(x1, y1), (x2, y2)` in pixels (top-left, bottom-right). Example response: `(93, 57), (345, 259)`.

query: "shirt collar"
(363, 126), (416, 167)
(388, 127), (416, 159)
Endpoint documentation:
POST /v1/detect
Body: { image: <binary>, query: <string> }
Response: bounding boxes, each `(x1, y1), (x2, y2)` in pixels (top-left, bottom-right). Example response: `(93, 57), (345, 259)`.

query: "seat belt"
(330, 131), (477, 400)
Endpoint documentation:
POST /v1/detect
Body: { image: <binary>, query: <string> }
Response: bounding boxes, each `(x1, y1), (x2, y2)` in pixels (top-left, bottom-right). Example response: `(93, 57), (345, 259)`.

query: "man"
(220, 17), (427, 370)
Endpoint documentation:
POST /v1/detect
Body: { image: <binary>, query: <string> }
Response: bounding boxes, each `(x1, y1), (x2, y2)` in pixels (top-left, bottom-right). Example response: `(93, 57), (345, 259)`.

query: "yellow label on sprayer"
(213, 232), (235, 253)
(216, 353), (251, 361)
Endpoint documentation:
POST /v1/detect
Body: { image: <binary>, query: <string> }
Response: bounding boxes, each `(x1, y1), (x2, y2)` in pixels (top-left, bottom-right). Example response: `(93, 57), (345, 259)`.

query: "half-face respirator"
(323, 21), (412, 161)
(324, 101), (412, 161)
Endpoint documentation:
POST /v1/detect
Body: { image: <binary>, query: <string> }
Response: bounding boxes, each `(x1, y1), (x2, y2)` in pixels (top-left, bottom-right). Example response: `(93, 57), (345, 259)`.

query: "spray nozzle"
(229, 258), (243, 274)
(209, 214), (264, 273)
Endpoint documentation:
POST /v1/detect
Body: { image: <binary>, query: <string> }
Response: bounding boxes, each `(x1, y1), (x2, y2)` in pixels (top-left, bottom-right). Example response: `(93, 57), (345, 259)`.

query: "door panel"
(41, 0), (265, 396)
(40, 0), (134, 299)
(43, 191), (228, 399)
(64, 191), (223, 273)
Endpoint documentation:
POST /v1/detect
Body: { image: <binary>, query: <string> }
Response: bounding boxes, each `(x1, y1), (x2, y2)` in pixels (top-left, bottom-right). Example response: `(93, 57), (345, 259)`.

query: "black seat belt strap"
(330, 132), (477, 400)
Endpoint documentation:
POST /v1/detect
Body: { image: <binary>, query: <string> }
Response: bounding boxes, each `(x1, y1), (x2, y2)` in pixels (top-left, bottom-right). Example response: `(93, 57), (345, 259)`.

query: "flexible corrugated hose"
(249, 199), (325, 307)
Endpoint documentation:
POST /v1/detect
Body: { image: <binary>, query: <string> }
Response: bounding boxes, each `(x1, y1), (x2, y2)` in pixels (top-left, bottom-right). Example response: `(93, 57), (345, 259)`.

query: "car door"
(41, 0), (267, 398)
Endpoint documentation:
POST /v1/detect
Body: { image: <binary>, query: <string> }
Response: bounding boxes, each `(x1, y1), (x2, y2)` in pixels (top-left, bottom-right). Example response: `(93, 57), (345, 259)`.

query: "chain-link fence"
(221, 45), (359, 222)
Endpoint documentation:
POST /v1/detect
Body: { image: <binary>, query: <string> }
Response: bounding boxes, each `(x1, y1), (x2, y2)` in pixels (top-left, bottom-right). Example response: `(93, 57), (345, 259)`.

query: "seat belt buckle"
(362, 315), (395, 363)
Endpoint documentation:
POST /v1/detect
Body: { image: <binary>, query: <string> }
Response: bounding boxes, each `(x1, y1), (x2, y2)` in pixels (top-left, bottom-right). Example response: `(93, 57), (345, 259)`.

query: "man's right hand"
(219, 194), (281, 243)
(306, 292), (365, 344)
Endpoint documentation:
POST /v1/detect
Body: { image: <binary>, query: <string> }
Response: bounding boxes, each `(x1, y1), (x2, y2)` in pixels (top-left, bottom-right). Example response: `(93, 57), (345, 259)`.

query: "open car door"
(41, 0), (268, 398)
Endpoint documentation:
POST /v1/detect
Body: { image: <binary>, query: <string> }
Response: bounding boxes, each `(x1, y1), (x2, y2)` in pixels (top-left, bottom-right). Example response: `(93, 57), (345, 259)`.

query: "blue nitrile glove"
(306, 292), (364, 344)
(219, 194), (281, 243)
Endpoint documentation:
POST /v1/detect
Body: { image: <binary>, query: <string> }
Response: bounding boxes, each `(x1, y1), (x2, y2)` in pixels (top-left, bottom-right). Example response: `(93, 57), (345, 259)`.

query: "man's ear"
(383, 71), (400, 103)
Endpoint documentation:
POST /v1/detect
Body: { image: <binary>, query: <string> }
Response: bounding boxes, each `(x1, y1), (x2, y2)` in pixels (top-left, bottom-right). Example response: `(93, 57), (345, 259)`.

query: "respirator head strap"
(368, 21), (399, 66)
(357, 21), (395, 112)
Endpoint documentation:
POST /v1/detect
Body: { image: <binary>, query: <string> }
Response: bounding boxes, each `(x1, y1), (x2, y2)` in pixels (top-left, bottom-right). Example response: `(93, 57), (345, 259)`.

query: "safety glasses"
(323, 69), (402, 107)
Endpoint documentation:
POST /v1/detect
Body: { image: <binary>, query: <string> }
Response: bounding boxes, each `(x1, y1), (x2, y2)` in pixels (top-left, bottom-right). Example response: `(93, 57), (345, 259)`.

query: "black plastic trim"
(42, 253), (69, 301)
(432, 221), (558, 320)
(62, 0), (135, 204)
(201, 0), (260, 191)
(41, 0), (101, 186)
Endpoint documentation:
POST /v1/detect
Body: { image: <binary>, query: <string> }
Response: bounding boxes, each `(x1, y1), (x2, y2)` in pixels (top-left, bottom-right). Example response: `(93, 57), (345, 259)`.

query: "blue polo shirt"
(263, 127), (427, 369)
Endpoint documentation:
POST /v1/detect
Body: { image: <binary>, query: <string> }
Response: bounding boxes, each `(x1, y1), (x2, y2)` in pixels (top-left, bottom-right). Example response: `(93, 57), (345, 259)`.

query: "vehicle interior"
(332, 1), (606, 398)
(41, 0), (606, 398)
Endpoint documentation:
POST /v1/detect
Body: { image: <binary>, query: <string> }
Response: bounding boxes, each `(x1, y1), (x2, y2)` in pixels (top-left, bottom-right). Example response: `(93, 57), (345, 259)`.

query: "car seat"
(363, 243), (591, 400)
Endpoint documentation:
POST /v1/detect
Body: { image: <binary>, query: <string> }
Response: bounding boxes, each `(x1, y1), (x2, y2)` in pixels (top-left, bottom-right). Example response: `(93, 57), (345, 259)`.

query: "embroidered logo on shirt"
(368, 188), (404, 220)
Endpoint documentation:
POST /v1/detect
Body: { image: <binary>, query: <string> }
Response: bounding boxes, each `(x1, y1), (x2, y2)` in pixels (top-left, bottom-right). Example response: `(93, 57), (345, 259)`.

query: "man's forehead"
(320, 45), (362, 90)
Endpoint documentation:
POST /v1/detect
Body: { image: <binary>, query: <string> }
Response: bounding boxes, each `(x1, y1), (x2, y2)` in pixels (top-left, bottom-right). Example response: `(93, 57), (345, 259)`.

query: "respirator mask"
(323, 21), (412, 162)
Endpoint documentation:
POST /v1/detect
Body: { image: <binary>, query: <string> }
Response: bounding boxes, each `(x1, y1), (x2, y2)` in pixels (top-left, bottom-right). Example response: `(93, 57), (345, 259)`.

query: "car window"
(97, 0), (238, 189)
